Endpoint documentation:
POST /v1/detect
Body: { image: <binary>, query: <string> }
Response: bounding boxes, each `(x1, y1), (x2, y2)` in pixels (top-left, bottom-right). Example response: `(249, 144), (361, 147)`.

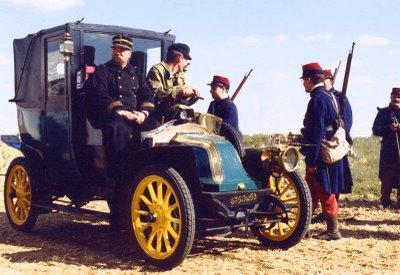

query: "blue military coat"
(301, 85), (352, 194)
(372, 105), (400, 181)
(332, 89), (353, 133)
(207, 97), (239, 131)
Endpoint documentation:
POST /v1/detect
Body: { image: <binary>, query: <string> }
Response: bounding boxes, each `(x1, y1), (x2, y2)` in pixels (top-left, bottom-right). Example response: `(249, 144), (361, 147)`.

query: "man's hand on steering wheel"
(179, 85), (199, 98)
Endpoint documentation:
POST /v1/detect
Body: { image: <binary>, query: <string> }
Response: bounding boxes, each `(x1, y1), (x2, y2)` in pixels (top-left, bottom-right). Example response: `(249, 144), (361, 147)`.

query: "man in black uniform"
(372, 87), (400, 209)
(87, 34), (157, 180)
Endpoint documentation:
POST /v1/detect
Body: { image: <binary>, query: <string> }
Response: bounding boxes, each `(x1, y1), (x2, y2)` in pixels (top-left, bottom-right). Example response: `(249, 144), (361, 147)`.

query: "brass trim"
(113, 38), (134, 45)
(172, 133), (224, 184)
(141, 102), (155, 108)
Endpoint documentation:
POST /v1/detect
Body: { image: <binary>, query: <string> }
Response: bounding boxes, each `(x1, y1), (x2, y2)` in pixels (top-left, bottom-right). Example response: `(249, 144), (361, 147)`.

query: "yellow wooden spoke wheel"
(262, 174), (301, 241)
(132, 175), (182, 260)
(126, 165), (195, 269)
(251, 171), (311, 248)
(4, 157), (39, 231)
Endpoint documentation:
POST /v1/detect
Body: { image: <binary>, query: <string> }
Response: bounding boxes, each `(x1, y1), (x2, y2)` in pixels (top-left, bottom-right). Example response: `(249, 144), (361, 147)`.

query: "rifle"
(332, 60), (341, 86)
(339, 42), (355, 145)
(340, 42), (355, 105)
(391, 112), (400, 164)
(231, 69), (253, 101)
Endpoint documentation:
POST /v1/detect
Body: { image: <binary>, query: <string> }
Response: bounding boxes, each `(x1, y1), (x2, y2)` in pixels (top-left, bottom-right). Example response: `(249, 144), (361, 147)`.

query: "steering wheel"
(178, 95), (204, 106)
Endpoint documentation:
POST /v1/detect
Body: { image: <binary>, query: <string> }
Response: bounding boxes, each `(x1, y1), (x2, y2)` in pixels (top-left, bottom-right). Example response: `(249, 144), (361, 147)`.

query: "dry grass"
(0, 142), (400, 273)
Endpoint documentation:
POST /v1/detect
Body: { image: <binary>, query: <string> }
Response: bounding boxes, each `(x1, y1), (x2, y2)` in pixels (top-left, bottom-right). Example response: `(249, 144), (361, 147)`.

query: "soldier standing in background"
(372, 87), (400, 209)
(300, 62), (351, 240)
(309, 69), (354, 224)
(207, 75), (239, 131)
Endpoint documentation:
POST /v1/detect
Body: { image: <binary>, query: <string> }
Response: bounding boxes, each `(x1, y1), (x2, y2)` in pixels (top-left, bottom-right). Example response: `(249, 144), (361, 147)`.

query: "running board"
(33, 202), (110, 220)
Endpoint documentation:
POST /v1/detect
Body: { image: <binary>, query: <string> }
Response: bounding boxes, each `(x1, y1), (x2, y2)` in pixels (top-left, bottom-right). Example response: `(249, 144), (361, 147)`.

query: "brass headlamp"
(261, 134), (300, 174)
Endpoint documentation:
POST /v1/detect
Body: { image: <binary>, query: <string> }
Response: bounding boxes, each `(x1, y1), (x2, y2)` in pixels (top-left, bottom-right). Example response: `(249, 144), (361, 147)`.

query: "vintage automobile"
(3, 22), (311, 269)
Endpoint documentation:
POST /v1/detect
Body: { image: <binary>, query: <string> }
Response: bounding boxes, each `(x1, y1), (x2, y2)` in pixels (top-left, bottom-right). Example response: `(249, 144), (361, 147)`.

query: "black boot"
(313, 214), (342, 241)
(380, 198), (391, 208)
(311, 212), (326, 224)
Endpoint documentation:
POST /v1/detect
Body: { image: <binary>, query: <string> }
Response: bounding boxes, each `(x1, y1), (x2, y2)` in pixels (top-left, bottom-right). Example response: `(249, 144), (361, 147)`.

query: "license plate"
(229, 192), (257, 206)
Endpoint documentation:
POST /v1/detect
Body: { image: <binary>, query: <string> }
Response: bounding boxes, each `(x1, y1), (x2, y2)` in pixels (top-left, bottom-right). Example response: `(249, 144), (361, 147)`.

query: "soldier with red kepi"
(207, 75), (239, 131)
(300, 62), (352, 240)
(309, 69), (354, 224)
(372, 87), (400, 209)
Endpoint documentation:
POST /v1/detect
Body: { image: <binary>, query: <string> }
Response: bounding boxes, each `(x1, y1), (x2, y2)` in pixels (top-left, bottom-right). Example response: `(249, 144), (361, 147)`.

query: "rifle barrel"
(231, 68), (253, 101)
(341, 42), (355, 98)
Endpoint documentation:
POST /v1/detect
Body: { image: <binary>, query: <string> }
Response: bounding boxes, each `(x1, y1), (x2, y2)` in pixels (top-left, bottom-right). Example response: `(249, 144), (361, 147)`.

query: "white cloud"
(274, 34), (288, 43)
(358, 34), (389, 46)
(239, 34), (288, 45)
(300, 34), (333, 42)
(390, 48), (400, 56)
(244, 35), (260, 45)
(7, 0), (83, 12)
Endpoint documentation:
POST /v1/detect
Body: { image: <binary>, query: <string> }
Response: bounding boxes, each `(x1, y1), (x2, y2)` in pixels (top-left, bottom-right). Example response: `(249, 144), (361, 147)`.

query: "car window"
(46, 39), (65, 96)
(83, 33), (162, 74)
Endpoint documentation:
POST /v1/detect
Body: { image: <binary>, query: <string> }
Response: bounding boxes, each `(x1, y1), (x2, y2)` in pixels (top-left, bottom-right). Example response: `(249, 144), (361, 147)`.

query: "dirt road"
(1, 181), (399, 274)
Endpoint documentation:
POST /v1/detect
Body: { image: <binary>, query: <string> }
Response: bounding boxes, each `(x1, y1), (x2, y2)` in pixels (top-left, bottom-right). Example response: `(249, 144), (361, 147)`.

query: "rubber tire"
(122, 164), (196, 269)
(251, 171), (312, 249)
(4, 157), (40, 232)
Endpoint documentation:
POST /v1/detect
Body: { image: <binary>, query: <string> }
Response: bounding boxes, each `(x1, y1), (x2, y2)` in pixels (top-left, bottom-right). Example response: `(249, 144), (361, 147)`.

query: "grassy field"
(244, 134), (383, 201)
(0, 135), (384, 200)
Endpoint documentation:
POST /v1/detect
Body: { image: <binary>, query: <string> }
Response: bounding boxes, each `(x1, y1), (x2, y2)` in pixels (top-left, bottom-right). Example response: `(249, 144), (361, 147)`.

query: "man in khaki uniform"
(147, 43), (199, 120)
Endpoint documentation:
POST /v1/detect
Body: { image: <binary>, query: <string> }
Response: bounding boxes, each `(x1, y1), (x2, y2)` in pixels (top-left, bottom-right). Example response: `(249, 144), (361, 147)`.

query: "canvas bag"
(321, 93), (351, 164)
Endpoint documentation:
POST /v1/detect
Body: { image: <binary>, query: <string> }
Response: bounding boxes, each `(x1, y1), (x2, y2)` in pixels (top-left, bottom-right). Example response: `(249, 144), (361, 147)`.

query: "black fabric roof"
(12, 22), (175, 109)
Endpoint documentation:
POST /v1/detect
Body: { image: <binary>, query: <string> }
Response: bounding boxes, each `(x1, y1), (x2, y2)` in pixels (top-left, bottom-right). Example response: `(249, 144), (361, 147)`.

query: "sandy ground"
(1, 144), (400, 273)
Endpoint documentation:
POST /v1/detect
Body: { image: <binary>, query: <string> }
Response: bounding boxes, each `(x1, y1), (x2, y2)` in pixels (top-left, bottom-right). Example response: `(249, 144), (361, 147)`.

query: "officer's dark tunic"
(207, 97), (239, 131)
(372, 105), (400, 187)
(88, 60), (156, 177)
(300, 86), (352, 194)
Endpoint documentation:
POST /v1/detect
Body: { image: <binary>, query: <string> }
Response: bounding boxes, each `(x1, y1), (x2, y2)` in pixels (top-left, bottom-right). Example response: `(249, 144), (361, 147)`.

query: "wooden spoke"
(167, 224), (179, 239)
(147, 182), (158, 204)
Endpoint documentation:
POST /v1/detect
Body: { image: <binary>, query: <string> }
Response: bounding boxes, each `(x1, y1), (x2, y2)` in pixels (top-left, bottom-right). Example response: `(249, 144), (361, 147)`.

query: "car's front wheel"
(123, 165), (195, 269)
(251, 171), (311, 249)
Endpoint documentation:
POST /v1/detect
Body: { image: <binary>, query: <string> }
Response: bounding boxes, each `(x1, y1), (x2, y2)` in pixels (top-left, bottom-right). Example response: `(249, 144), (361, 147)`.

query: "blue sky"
(1, 0), (400, 136)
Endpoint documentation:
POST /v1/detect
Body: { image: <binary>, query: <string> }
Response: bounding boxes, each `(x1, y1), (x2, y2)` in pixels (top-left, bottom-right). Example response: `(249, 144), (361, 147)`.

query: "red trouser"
(305, 170), (338, 217)
(380, 165), (400, 204)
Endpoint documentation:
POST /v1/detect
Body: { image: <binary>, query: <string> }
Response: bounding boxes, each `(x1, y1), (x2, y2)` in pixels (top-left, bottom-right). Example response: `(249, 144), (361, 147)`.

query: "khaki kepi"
(111, 34), (133, 50)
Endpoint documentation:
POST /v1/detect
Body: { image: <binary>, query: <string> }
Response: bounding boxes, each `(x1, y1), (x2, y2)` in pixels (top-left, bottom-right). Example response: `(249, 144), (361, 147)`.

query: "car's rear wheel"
(251, 171), (311, 248)
(4, 157), (39, 232)
(124, 165), (195, 269)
